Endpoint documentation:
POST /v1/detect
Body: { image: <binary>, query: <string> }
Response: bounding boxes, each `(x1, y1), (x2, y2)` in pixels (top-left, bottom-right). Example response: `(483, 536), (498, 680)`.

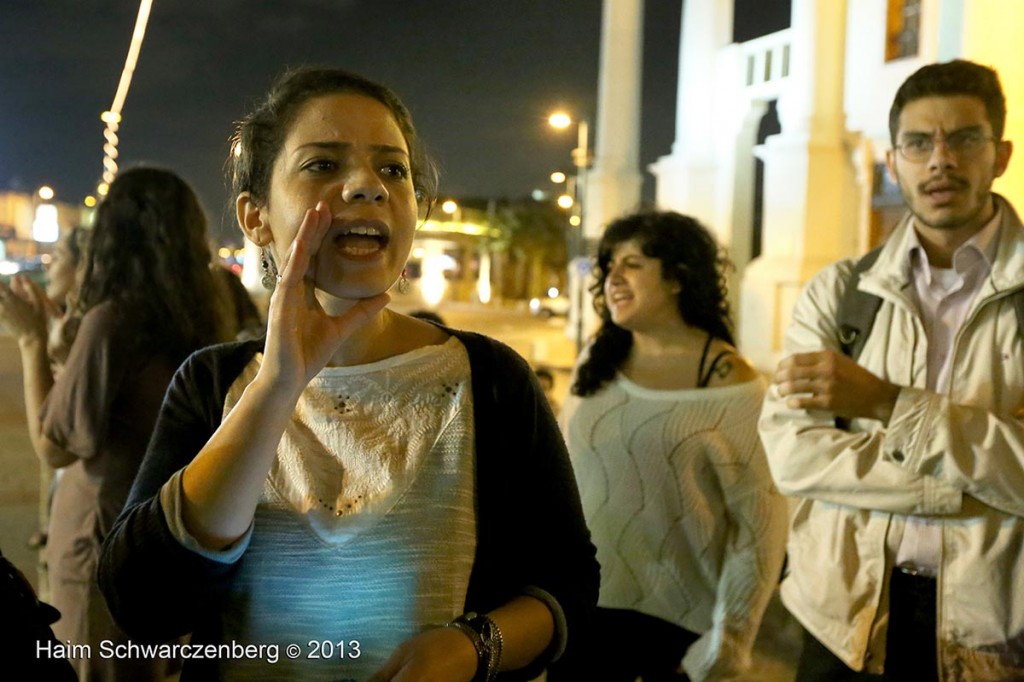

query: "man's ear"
(237, 192), (270, 245)
(994, 139), (1013, 178)
(885, 148), (898, 185)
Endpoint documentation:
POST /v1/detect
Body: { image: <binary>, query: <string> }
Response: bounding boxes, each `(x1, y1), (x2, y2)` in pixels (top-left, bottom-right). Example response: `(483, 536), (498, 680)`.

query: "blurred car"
(529, 290), (571, 318)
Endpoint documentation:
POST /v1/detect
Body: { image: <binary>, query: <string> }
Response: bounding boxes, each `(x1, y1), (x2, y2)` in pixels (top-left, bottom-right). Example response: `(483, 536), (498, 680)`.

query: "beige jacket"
(759, 196), (1024, 681)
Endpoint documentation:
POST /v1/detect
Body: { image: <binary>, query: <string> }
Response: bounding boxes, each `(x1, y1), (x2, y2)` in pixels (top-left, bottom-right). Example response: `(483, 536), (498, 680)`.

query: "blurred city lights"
(420, 252), (457, 307)
(569, 215), (582, 226)
(550, 171), (567, 184)
(477, 251), (492, 304)
(83, 195), (97, 207)
(37, 186), (55, 201)
(441, 200), (458, 215)
(33, 204), (59, 243)
(557, 194), (574, 209)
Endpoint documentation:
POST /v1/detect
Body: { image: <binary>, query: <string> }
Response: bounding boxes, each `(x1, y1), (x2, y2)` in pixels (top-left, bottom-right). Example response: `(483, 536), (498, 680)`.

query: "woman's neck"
(316, 291), (396, 367)
(629, 319), (706, 357)
(620, 321), (712, 390)
(318, 293), (448, 368)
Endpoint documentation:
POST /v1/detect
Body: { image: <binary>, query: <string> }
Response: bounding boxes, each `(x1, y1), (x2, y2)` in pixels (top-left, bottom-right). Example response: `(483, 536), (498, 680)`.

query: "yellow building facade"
(650, 0), (1024, 370)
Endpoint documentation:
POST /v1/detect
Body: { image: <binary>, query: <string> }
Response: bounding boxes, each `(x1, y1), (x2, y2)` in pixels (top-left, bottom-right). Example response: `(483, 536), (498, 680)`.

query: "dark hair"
(572, 211), (734, 397)
(889, 59), (1006, 144)
(77, 167), (228, 361)
(228, 66), (438, 211)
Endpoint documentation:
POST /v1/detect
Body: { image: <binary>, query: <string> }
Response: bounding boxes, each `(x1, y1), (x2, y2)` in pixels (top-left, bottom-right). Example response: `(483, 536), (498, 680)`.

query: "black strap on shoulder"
(1014, 289), (1024, 339)
(696, 333), (715, 382)
(836, 246), (885, 360)
(698, 350), (733, 388)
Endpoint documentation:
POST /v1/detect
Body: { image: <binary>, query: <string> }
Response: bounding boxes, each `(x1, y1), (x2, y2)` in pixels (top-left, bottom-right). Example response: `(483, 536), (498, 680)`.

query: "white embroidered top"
(162, 336), (477, 680)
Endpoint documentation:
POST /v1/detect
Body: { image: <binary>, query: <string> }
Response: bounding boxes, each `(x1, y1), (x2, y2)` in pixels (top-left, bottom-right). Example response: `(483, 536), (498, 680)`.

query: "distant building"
(0, 190), (87, 261)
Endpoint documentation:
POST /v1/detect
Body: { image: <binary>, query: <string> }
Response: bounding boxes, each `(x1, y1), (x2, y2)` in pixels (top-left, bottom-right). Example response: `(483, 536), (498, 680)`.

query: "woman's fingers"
(332, 293), (391, 335)
(18, 275), (58, 317)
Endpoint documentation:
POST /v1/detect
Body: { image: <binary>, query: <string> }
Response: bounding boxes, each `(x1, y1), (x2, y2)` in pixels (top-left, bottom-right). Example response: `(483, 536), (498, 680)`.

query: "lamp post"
(548, 112), (591, 353)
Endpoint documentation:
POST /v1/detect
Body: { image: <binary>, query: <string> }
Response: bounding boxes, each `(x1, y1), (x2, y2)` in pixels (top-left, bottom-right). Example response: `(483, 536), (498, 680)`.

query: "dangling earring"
(261, 247), (279, 290)
(397, 268), (410, 294)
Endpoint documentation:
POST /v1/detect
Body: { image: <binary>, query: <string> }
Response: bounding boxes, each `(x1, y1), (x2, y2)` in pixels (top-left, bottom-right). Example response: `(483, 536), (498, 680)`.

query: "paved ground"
(0, 335), (46, 594)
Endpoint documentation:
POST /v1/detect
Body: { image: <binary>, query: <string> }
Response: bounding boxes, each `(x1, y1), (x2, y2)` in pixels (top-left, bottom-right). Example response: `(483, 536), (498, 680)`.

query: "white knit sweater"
(560, 374), (787, 681)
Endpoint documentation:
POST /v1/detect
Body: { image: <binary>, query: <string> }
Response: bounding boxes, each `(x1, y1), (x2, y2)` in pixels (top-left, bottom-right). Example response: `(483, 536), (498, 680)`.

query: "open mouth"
(921, 177), (967, 204)
(608, 291), (633, 305)
(329, 220), (390, 256)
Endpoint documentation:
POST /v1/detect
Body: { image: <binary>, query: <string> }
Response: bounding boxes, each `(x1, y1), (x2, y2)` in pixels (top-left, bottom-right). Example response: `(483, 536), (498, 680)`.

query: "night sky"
(1, 1), (789, 241)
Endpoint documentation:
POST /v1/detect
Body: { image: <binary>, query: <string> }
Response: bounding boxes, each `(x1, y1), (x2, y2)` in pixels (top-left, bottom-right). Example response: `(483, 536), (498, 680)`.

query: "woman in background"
(0, 166), (228, 681)
(43, 225), (89, 365)
(552, 211), (787, 681)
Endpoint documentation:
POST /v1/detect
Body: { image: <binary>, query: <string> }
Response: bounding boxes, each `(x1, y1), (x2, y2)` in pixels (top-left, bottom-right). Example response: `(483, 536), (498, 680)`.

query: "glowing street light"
(37, 186), (55, 201)
(550, 171), (567, 184)
(441, 200), (459, 215)
(547, 109), (592, 353)
(548, 112), (572, 129)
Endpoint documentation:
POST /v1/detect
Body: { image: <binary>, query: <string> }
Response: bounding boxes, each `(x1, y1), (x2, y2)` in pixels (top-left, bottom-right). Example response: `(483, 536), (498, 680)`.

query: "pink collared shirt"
(895, 209), (1002, 573)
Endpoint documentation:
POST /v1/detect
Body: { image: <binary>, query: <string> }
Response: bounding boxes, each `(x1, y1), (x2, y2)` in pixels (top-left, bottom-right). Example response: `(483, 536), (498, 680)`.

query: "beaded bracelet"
(446, 612), (503, 682)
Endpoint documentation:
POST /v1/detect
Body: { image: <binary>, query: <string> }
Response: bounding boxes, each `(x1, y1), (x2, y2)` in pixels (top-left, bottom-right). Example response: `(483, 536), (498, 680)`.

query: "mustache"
(919, 175), (969, 193)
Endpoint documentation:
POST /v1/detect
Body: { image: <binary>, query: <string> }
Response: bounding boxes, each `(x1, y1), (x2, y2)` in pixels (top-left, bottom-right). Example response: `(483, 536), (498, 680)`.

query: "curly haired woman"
(551, 211), (787, 682)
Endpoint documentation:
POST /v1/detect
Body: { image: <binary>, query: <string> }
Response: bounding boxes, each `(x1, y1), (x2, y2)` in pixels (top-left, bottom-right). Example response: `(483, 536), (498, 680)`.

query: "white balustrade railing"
(738, 29), (792, 97)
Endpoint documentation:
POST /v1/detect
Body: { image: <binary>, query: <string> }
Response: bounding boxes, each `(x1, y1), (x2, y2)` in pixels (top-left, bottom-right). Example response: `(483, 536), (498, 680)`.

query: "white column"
(583, 0), (645, 244)
(569, 0), (646, 351)
(650, 0), (734, 228)
(739, 0), (857, 370)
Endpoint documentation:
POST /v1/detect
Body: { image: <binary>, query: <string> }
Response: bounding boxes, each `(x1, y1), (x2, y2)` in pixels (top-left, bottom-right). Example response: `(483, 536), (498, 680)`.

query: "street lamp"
(548, 111), (591, 353)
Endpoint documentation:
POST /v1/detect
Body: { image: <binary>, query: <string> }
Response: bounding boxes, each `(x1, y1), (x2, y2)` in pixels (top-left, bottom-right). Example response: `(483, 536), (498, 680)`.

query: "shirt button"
(892, 450), (905, 462)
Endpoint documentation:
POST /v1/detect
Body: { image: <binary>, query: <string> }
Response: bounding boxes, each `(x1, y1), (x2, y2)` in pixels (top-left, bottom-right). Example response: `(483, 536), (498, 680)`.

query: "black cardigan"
(98, 329), (598, 679)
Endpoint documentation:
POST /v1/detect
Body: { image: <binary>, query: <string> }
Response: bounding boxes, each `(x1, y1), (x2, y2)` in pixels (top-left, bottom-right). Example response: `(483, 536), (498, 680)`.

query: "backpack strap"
(1014, 288), (1024, 339)
(836, 246), (885, 361)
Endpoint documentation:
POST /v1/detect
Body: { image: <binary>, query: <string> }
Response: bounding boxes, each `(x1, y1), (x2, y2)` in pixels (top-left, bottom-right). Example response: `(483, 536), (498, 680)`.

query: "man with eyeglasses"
(760, 60), (1024, 680)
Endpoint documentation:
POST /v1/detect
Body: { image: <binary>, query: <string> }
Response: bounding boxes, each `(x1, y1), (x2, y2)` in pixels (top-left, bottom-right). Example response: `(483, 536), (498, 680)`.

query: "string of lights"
(96, 0), (154, 197)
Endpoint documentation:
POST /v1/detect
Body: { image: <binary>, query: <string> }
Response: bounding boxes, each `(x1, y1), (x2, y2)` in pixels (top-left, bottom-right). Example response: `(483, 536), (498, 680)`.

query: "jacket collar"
(862, 194), (1024, 297)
